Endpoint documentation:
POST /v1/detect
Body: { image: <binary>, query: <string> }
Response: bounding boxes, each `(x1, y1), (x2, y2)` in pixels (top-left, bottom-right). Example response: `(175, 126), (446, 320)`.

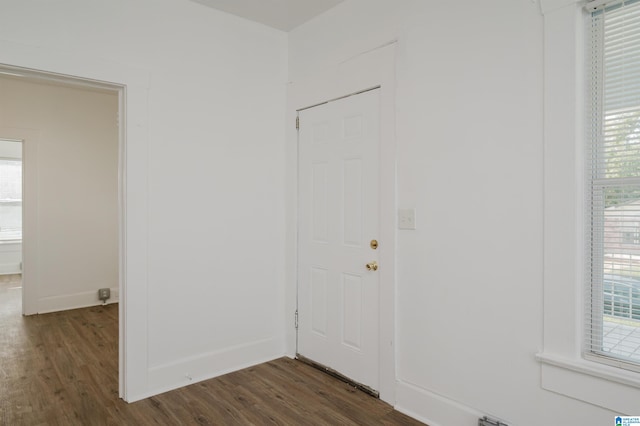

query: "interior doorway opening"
(0, 64), (126, 396)
(0, 138), (23, 277)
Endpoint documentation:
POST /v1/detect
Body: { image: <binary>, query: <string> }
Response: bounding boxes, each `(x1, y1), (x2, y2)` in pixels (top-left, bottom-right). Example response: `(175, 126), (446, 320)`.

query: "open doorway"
(0, 67), (124, 394)
(0, 72), (120, 314)
(0, 138), (23, 275)
(0, 139), (23, 322)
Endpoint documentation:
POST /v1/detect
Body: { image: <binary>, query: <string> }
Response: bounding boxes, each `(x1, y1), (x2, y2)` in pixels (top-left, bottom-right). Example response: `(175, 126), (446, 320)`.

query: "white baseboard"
(395, 380), (485, 426)
(37, 286), (119, 314)
(131, 337), (284, 403)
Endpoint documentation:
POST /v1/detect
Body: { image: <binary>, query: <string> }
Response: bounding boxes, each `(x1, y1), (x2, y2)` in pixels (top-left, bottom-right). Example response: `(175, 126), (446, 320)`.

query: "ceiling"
(189, 0), (345, 32)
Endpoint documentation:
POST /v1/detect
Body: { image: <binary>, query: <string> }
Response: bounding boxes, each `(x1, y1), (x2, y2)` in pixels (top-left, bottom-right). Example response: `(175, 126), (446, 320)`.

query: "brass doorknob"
(366, 261), (378, 271)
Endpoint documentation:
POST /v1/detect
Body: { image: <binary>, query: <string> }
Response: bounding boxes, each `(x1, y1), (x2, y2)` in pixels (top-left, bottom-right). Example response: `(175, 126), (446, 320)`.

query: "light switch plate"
(398, 208), (416, 230)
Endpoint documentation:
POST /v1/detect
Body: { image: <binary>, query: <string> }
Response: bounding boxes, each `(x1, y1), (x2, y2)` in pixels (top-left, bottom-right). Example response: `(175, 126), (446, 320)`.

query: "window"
(622, 224), (640, 244)
(585, 0), (640, 370)
(0, 142), (22, 242)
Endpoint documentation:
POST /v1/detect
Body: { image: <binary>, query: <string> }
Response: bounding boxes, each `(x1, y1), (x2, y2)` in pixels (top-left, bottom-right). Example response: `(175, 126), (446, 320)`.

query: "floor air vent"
(479, 416), (509, 426)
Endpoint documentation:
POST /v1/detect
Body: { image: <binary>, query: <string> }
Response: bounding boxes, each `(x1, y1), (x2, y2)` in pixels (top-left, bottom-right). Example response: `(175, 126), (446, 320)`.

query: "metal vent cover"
(479, 416), (509, 426)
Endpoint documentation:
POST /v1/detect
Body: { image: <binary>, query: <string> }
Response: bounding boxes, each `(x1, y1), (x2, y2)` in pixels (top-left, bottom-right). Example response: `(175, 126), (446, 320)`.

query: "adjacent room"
(0, 0), (638, 425)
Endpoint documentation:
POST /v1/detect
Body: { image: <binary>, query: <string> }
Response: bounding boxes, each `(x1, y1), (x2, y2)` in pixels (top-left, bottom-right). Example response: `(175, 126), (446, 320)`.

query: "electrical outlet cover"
(398, 208), (416, 230)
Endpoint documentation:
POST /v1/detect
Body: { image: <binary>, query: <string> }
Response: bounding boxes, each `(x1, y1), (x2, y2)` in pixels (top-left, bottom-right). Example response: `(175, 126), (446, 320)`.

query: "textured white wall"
(288, 1), (618, 425)
(0, 0), (288, 401)
(0, 78), (118, 309)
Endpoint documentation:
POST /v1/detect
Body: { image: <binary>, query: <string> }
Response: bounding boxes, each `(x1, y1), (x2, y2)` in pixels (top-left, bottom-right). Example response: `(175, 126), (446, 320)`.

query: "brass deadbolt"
(370, 239), (378, 250)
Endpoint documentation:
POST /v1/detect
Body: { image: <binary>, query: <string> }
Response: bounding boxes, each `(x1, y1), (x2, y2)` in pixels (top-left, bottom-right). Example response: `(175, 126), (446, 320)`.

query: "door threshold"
(295, 354), (380, 398)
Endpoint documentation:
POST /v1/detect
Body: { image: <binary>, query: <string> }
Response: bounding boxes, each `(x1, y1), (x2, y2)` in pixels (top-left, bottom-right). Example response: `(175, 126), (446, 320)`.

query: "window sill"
(536, 352), (640, 388)
(536, 352), (640, 413)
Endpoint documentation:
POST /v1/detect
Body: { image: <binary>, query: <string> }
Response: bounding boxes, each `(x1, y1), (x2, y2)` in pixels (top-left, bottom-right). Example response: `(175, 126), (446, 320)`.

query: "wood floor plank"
(0, 274), (425, 425)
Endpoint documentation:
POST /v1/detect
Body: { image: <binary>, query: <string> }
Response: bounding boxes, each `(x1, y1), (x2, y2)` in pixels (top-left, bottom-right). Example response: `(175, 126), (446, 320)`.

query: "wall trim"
(395, 380), (492, 426)
(539, 356), (640, 414)
(135, 337), (284, 403)
(37, 287), (120, 314)
(540, 0), (581, 15)
(286, 42), (398, 404)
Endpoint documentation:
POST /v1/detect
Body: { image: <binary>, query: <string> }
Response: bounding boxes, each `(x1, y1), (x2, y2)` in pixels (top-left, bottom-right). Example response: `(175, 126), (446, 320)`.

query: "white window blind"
(0, 158), (22, 241)
(586, 0), (640, 370)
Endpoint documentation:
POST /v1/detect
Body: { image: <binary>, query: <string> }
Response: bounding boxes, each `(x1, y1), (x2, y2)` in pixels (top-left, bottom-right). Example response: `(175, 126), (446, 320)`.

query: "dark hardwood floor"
(0, 275), (424, 425)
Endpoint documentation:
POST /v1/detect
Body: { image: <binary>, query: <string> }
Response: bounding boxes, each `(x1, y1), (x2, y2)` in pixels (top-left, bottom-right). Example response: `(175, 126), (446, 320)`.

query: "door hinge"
(294, 310), (299, 329)
(296, 116), (299, 130)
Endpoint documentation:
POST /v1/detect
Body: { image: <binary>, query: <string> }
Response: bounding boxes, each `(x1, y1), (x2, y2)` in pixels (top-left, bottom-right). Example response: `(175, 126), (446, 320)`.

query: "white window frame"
(537, 0), (640, 414)
(0, 139), (22, 243)
(583, 0), (640, 372)
(0, 158), (22, 242)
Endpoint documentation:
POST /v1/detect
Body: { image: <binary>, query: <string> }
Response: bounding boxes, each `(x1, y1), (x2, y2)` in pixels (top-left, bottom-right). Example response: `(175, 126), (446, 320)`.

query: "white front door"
(297, 89), (380, 391)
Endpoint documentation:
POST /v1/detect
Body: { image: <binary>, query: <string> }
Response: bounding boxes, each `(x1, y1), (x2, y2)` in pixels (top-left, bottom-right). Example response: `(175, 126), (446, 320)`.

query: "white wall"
(0, 0), (288, 401)
(287, 1), (618, 425)
(0, 242), (21, 274)
(0, 77), (119, 312)
(3, 0), (623, 421)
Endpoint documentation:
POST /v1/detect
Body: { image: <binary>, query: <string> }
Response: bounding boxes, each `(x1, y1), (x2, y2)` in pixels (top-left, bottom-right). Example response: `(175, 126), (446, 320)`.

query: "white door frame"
(0, 56), (146, 400)
(0, 63), (127, 390)
(286, 43), (397, 404)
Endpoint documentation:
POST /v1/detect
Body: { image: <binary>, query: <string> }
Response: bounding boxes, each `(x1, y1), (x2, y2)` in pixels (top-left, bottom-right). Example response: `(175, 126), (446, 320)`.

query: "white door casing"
(297, 88), (380, 390)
